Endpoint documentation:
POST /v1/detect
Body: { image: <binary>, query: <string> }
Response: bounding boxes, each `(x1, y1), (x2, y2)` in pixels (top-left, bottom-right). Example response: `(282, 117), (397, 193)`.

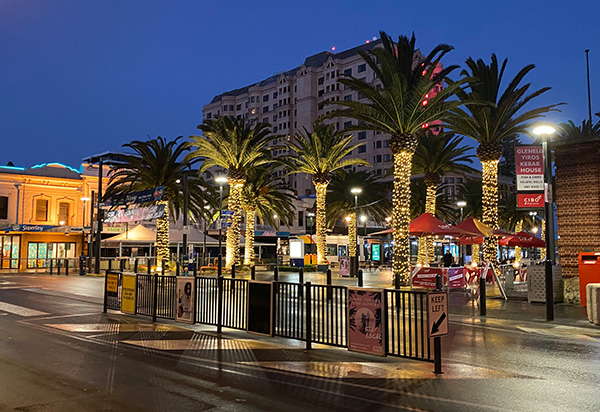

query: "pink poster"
(447, 267), (465, 289)
(347, 288), (384, 356)
(411, 267), (445, 288)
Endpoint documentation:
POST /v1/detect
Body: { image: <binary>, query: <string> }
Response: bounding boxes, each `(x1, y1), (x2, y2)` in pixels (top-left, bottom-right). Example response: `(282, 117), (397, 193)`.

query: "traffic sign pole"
(430, 274), (447, 374)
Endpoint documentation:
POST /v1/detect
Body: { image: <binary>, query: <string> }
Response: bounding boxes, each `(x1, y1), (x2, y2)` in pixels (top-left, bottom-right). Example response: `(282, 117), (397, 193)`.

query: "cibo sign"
(517, 193), (544, 208)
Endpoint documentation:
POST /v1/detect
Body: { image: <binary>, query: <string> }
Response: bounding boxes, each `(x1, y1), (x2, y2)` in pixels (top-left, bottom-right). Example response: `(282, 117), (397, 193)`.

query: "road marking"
(122, 336), (287, 351)
(46, 323), (190, 333)
(0, 302), (48, 317)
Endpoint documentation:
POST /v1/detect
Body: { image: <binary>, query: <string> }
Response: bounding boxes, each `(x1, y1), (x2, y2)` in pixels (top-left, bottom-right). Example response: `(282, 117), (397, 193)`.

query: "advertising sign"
(175, 277), (195, 324)
(446, 267), (465, 289)
(411, 267), (444, 288)
(102, 186), (164, 208)
(121, 274), (137, 314)
(517, 193), (545, 209)
(347, 288), (384, 356)
(372, 244), (380, 261)
(515, 146), (544, 191)
(104, 204), (166, 223)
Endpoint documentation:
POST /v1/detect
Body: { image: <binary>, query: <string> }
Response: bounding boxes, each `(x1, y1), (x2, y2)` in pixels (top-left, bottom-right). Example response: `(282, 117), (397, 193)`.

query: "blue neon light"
(30, 162), (81, 174)
(0, 165), (26, 171)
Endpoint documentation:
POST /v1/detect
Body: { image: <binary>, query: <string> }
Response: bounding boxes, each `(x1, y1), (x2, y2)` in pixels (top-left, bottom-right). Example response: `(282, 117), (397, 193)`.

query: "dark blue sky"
(1, 0), (598, 168)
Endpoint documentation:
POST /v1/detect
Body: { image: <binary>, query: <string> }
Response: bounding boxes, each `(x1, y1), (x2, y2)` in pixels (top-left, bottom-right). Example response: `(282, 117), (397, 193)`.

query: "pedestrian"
(443, 250), (454, 267)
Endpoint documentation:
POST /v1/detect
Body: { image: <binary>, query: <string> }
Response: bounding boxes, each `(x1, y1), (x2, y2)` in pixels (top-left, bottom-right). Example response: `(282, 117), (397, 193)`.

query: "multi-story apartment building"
(0, 161), (109, 270)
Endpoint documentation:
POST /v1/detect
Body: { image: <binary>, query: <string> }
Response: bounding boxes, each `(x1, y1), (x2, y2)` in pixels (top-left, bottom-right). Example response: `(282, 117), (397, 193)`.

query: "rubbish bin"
(578, 252), (600, 307)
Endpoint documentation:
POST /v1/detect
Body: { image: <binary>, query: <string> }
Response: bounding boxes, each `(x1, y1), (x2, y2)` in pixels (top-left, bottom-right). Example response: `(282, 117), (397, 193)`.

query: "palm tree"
(412, 130), (475, 264)
(188, 116), (277, 268)
(325, 170), (391, 259)
(104, 136), (212, 271)
(456, 179), (483, 221)
(499, 194), (536, 263)
(448, 54), (562, 263)
(241, 165), (296, 266)
(410, 179), (456, 221)
(330, 31), (464, 285)
(287, 122), (370, 265)
(556, 118), (600, 141)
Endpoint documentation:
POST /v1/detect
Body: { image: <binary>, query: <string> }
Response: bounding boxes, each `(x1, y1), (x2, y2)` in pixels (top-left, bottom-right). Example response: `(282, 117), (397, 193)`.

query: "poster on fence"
(339, 256), (350, 277)
(347, 288), (384, 356)
(121, 274), (137, 314)
(175, 277), (195, 324)
(411, 267), (444, 288)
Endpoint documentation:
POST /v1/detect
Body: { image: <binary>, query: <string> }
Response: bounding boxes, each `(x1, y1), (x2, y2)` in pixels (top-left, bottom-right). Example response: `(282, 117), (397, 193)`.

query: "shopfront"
(1, 234), (20, 269)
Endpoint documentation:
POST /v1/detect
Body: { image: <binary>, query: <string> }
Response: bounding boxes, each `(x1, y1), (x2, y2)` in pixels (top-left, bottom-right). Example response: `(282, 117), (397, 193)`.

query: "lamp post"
(360, 214), (367, 263)
(533, 125), (556, 321)
(81, 197), (90, 262)
(457, 200), (466, 265)
(180, 173), (189, 275)
(350, 187), (362, 276)
(215, 176), (228, 264)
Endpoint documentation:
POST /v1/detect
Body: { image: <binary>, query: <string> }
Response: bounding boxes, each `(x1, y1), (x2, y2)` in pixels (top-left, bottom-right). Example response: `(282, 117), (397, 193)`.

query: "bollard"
(217, 254), (222, 278)
(152, 274), (158, 322)
(162, 260), (167, 274)
(120, 259), (125, 272)
(479, 276), (487, 316)
(176, 260), (180, 276)
(231, 263), (236, 279)
(103, 271), (108, 313)
(108, 259), (112, 271)
(147, 258), (151, 275)
(435, 274), (442, 290)
(134, 258), (139, 274)
(217, 274), (223, 334)
(57, 259), (61, 276)
(251, 265), (256, 280)
(326, 269), (332, 301)
(193, 257), (198, 277)
(358, 269), (363, 287)
(65, 259), (69, 276)
(274, 265), (279, 282)
(299, 267), (304, 284)
(305, 281), (312, 350)
(50, 258), (54, 275)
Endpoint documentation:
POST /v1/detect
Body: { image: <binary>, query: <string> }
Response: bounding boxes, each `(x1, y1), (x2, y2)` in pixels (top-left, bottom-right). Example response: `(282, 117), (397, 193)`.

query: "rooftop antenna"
(585, 49), (592, 124)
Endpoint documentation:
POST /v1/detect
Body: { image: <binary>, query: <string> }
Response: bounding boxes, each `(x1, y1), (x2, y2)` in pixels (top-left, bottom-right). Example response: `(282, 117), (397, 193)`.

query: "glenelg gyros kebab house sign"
(515, 146), (544, 209)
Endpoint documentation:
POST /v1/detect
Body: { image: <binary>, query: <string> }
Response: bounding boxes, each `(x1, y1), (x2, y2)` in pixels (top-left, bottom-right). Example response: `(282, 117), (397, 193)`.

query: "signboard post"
(347, 288), (384, 356)
(428, 290), (448, 374)
(247, 281), (273, 336)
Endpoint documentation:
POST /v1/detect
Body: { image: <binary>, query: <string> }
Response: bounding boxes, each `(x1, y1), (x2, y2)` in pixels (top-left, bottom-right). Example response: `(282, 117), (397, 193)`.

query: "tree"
(410, 179), (456, 221)
(448, 54), (562, 263)
(188, 116), (277, 268)
(325, 170), (391, 259)
(287, 122), (369, 265)
(556, 118), (600, 141)
(330, 31), (464, 285)
(104, 136), (213, 270)
(455, 178), (483, 221)
(241, 165), (296, 266)
(412, 130), (475, 264)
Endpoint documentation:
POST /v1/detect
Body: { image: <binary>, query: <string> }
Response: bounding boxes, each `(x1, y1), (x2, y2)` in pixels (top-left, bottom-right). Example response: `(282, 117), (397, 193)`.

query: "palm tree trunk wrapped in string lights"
(314, 181), (329, 265)
(514, 220), (523, 263)
(347, 211), (357, 260)
(156, 200), (170, 270)
(243, 206), (256, 266)
(479, 149), (501, 263)
(225, 178), (245, 268)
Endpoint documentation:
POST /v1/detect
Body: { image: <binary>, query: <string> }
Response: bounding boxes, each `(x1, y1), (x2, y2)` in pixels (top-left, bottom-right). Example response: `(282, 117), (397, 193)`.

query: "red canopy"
(409, 213), (478, 237)
(455, 217), (494, 237)
(498, 231), (545, 247)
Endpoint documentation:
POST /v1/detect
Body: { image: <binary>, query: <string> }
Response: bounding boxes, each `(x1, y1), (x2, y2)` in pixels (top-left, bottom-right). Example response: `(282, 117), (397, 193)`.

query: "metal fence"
(104, 273), (432, 363)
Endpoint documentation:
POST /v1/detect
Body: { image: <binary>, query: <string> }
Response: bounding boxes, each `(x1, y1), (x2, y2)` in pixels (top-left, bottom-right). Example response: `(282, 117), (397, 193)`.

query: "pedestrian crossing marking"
(122, 337), (285, 351)
(45, 323), (190, 333)
(0, 302), (48, 317)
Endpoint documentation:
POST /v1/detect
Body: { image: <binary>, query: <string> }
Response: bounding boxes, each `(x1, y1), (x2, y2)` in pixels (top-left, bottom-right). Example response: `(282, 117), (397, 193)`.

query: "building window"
(35, 199), (48, 221)
(444, 177), (455, 184)
(358, 63), (366, 73)
(263, 95), (269, 102)
(358, 146), (366, 153)
(376, 169), (382, 176)
(298, 211), (304, 228)
(263, 106), (269, 113)
(344, 68), (352, 76)
(0, 196), (7, 220)
(358, 131), (366, 140)
(273, 92), (278, 98)
(58, 202), (70, 225)
(251, 96), (255, 103)
(318, 77), (324, 85)
(344, 94), (352, 101)
(236, 104), (241, 111)
(384, 154), (392, 162)
(358, 92), (365, 100)
(384, 140), (389, 148)
(206, 112), (212, 119)
(376, 154), (382, 163)
(376, 141), (382, 149)
(344, 121), (352, 129)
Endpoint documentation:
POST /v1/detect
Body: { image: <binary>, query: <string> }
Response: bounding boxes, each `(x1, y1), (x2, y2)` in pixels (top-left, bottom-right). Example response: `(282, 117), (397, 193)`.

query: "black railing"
(310, 284), (347, 347)
(385, 289), (431, 361)
(274, 282), (305, 340)
(103, 274), (434, 364)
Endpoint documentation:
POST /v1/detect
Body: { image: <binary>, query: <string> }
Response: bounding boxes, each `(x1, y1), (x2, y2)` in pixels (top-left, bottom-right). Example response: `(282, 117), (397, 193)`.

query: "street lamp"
(350, 187), (362, 276)
(456, 200), (466, 265)
(215, 176), (228, 264)
(81, 197), (90, 263)
(274, 214), (280, 264)
(533, 125), (556, 321)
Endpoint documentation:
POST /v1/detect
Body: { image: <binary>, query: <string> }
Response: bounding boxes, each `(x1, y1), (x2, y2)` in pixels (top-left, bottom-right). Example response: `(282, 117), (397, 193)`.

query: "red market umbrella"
(409, 213), (478, 237)
(499, 231), (545, 247)
(459, 236), (483, 245)
(455, 217), (494, 237)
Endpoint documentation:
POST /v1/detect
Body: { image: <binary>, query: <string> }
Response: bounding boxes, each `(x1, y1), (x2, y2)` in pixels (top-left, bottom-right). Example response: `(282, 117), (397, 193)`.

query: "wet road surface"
(0, 274), (599, 411)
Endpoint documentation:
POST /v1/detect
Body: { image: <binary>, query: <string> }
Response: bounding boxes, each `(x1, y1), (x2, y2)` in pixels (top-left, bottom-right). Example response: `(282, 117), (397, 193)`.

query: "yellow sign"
(106, 274), (118, 293)
(121, 274), (137, 314)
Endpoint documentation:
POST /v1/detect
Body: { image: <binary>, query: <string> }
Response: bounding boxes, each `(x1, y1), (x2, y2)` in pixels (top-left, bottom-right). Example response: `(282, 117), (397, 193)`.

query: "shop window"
(35, 199), (48, 221)
(58, 202), (70, 225)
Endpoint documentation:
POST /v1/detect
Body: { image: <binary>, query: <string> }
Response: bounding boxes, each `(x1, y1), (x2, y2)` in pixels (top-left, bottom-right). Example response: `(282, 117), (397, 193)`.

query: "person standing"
(443, 250), (454, 267)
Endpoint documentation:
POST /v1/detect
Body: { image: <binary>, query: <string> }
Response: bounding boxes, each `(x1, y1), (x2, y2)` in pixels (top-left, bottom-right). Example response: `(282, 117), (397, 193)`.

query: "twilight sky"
(1, 0), (598, 168)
